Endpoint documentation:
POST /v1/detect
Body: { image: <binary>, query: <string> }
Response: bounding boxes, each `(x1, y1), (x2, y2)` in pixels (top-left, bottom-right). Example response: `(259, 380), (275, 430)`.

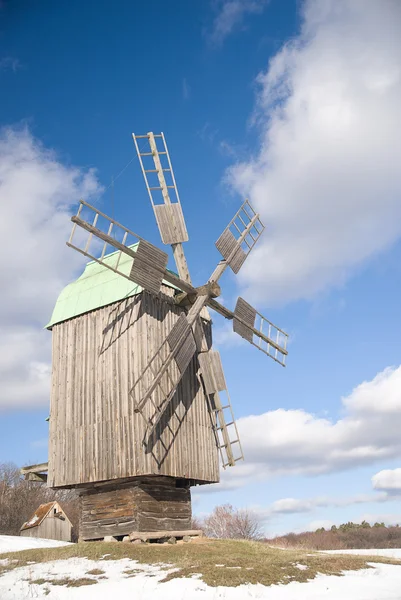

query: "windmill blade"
(130, 313), (197, 415)
(198, 350), (227, 395)
(233, 297), (288, 366)
(133, 132), (189, 242)
(129, 240), (169, 296)
(133, 132), (193, 286)
(130, 271), (222, 422)
(215, 200), (265, 274)
(143, 347), (244, 468)
(67, 200), (195, 297)
(198, 350), (243, 468)
(207, 297), (289, 366)
(130, 259), (230, 429)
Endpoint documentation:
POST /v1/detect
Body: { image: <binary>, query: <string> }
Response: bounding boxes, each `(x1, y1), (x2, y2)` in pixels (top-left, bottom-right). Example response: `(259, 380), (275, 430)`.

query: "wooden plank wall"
(20, 515), (72, 542)
(79, 477), (191, 540)
(48, 288), (219, 488)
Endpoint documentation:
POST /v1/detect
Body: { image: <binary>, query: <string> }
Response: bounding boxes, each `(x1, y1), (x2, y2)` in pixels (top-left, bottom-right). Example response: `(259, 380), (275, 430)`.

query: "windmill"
(32, 132), (288, 542)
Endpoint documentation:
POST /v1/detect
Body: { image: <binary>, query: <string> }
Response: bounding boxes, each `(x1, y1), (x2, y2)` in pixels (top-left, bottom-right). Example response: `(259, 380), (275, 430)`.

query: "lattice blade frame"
(233, 297), (288, 366)
(196, 349), (243, 468)
(133, 132), (189, 244)
(130, 314), (197, 415)
(205, 388), (244, 469)
(68, 200), (145, 285)
(67, 200), (175, 296)
(215, 200), (265, 274)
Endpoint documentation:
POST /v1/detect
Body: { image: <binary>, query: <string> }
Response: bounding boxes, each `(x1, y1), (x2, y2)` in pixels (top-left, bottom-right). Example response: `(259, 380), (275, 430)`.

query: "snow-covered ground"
(0, 535), (71, 555)
(0, 536), (401, 599)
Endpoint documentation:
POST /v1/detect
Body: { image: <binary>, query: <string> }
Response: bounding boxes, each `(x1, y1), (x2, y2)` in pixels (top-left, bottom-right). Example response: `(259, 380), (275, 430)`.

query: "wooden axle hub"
(175, 281), (221, 308)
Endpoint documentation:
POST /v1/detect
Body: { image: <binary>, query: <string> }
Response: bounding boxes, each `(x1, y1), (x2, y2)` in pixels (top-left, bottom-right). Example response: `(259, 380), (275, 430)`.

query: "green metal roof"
(46, 244), (176, 329)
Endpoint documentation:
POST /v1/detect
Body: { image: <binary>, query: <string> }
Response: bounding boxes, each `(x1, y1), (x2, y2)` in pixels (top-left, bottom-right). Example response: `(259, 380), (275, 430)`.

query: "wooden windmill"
(33, 132), (288, 541)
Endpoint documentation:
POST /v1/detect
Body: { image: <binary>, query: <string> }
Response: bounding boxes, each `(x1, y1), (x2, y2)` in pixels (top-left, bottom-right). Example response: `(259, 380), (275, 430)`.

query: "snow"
(324, 548), (401, 559)
(0, 535), (71, 555)
(25, 514), (39, 527)
(0, 542), (400, 599)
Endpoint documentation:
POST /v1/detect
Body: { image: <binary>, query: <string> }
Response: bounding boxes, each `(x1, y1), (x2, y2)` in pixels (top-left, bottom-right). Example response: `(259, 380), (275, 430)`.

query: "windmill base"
(79, 476), (192, 542)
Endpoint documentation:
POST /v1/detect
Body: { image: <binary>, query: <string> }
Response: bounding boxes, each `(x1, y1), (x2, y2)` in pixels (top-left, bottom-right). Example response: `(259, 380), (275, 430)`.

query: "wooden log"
(25, 472), (48, 483)
(21, 462), (48, 475)
(129, 529), (202, 541)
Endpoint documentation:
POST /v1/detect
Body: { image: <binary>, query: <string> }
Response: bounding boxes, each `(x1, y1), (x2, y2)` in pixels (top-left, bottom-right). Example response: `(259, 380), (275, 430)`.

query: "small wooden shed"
(20, 501), (72, 542)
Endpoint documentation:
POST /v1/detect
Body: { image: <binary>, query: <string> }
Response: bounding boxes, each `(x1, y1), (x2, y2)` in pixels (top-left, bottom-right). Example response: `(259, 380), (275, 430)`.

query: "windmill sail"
(199, 350), (243, 468)
(233, 297), (288, 366)
(68, 200), (194, 296)
(130, 314), (197, 414)
(129, 240), (169, 295)
(133, 133), (245, 470)
(133, 132), (189, 245)
(128, 205), (265, 440)
(215, 200), (265, 273)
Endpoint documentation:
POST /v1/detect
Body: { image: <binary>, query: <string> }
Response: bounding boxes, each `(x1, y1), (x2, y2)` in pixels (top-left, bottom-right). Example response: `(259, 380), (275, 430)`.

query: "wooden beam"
(25, 472), (48, 483)
(129, 529), (202, 541)
(20, 462), (48, 475)
(71, 216), (195, 296)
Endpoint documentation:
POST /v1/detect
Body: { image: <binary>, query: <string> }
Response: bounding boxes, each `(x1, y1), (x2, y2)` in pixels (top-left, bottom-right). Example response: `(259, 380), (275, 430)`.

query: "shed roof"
(20, 501), (63, 531)
(47, 244), (177, 329)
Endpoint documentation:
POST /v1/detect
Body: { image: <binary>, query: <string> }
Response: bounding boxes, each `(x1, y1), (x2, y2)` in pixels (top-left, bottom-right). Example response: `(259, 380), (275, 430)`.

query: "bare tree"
(0, 462), (79, 538)
(191, 515), (203, 531)
(203, 503), (263, 540)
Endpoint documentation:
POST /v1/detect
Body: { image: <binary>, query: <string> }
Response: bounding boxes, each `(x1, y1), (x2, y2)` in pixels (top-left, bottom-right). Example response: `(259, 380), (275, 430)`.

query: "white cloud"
(208, 0), (269, 46)
(216, 364), (401, 488)
(357, 512), (401, 527)
(228, 0), (401, 306)
(213, 320), (246, 348)
(266, 493), (386, 517)
(0, 126), (102, 410)
(304, 519), (334, 532)
(0, 57), (21, 72)
(372, 468), (401, 494)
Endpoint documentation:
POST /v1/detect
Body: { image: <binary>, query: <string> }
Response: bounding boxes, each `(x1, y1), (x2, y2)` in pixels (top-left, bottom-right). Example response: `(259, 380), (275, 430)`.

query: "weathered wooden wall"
(48, 288), (219, 488)
(79, 476), (191, 540)
(20, 513), (72, 542)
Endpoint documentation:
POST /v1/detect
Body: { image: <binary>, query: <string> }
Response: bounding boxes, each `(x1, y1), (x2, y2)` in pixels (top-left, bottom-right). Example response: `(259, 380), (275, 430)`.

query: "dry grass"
(86, 568), (105, 575)
(1, 539), (400, 588)
(31, 576), (97, 587)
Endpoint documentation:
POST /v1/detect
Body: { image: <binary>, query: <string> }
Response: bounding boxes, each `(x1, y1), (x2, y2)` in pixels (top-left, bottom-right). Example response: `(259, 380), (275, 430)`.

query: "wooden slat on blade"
(198, 350), (227, 395)
(154, 204), (189, 245)
(233, 297), (256, 342)
(167, 314), (196, 374)
(215, 228), (236, 259)
(198, 352), (214, 395)
(166, 314), (189, 352)
(129, 240), (168, 295)
(174, 332), (196, 374)
(215, 229), (247, 274)
(229, 246), (247, 273)
(210, 351), (227, 391)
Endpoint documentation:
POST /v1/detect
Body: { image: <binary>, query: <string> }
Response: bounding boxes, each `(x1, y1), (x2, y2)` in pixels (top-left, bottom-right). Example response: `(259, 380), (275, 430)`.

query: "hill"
(0, 536), (401, 599)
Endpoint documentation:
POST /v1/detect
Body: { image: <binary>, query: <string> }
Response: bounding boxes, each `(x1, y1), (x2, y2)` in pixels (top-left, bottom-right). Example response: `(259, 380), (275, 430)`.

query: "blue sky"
(1, 0), (401, 536)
